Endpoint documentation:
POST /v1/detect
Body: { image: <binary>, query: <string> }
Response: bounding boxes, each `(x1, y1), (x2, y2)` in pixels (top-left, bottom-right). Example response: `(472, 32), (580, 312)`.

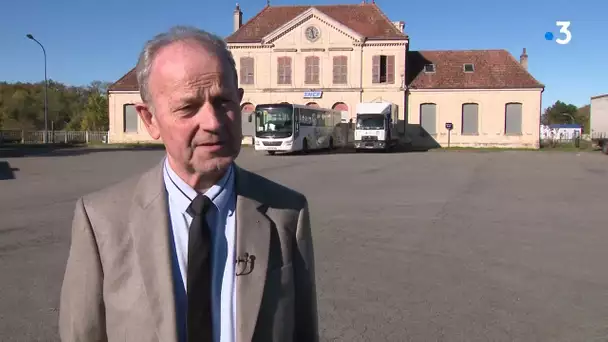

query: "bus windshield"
(356, 114), (385, 130)
(255, 106), (294, 138)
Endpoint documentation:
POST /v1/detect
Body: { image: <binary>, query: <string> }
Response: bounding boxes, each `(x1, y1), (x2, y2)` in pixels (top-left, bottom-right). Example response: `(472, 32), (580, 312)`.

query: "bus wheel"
(267, 151), (276, 156)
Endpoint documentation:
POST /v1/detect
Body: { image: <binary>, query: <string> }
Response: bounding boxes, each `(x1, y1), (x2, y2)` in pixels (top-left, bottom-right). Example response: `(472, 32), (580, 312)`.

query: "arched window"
(332, 102), (348, 111)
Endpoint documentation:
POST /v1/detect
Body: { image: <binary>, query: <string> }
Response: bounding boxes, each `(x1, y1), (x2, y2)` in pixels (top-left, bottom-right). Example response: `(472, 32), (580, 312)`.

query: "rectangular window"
(333, 56), (348, 84)
(239, 57), (254, 85)
(420, 103), (437, 135)
(372, 55), (395, 84)
(505, 103), (523, 135)
(277, 57), (292, 85)
(123, 104), (138, 133)
(305, 56), (320, 84)
(461, 103), (479, 135)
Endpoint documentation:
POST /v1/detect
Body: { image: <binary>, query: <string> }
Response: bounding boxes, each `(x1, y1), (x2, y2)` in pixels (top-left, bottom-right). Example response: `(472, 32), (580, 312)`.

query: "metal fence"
(540, 137), (592, 149)
(0, 130), (108, 144)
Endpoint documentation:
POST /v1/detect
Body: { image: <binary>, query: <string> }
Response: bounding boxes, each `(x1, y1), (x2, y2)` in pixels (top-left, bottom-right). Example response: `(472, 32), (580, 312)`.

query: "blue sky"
(1, 0), (606, 109)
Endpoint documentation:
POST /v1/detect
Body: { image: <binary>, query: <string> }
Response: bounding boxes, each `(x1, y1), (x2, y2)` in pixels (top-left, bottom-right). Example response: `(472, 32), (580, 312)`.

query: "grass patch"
(438, 146), (537, 152)
(435, 145), (597, 153)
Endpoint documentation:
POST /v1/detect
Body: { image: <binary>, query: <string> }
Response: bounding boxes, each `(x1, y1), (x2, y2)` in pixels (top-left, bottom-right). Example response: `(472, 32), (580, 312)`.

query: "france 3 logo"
(545, 21), (572, 45)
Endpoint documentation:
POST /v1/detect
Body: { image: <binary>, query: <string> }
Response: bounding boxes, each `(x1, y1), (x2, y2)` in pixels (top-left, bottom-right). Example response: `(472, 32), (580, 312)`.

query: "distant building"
(106, 2), (544, 149)
(540, 124), (582, 140)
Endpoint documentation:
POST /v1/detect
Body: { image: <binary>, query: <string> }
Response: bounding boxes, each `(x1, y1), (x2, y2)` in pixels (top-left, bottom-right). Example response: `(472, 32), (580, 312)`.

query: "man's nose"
(197, 102), (223, 131)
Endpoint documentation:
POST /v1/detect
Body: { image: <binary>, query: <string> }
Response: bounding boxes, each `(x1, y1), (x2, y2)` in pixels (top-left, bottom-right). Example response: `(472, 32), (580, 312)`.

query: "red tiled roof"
(109, 3), (406, 92)
(226, 3), (407, 43)
(108, 68), (137, 92)
(407, 50), (544, 90)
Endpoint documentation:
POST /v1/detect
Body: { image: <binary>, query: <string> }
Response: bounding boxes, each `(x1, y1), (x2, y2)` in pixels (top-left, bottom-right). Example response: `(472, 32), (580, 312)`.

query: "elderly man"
(59, 26), (319, 342)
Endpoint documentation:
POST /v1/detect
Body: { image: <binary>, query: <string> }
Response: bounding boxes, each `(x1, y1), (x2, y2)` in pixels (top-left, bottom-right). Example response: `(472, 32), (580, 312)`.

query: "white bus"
(252, 103), (344, 155)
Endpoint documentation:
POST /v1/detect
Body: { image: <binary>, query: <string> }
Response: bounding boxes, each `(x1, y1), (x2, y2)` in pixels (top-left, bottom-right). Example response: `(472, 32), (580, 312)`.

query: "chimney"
(233, 3), (243, 33)
(520, 48), (528, 70)
(392, 21), (405, 33)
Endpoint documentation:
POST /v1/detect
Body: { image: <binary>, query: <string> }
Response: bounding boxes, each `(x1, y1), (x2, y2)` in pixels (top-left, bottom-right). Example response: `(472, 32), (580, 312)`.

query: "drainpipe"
(359, 40), (364, 104)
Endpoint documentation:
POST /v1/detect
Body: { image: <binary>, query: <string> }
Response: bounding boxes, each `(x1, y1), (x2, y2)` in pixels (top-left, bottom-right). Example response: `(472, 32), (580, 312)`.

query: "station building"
(107, 2), (544, 148)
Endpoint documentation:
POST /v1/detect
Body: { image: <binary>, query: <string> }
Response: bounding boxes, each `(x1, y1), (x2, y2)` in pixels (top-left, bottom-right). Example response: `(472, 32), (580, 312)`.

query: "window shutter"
(333, 56), (346, 84)
(305, 56), (314, 84)
(372, 55), (380, 83)
(386, 55), (395, 84)
(240, 57), (247, 84)
(341, 56), (348, 84)
(247, 58), (254, 84)
(286, 57), (292, 84)
(277, 57), (283, 84)
(313, 57), (319, 84)
(332, 57), (339, 84)
(240, 57), (254, 84)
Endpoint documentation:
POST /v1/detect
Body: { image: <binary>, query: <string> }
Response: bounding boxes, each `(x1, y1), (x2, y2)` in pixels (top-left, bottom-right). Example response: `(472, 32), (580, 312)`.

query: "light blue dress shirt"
(163, 158), (236, 342)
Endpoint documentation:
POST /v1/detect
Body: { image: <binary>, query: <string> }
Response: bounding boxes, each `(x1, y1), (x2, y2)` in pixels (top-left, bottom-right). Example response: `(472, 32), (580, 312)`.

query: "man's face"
(137, 40), (243, 176)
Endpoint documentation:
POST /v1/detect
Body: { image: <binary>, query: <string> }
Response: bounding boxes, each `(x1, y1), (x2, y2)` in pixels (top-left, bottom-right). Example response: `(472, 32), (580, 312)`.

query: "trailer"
(590, 94), (608, 155)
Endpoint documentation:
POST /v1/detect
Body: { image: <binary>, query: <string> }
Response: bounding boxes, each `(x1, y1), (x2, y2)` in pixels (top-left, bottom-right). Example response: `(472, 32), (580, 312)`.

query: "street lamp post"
(26, 34), (48, 144)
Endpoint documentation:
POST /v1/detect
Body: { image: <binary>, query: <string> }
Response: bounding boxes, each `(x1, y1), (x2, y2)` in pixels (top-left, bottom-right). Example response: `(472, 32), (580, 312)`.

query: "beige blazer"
(58, 161), (319, 342)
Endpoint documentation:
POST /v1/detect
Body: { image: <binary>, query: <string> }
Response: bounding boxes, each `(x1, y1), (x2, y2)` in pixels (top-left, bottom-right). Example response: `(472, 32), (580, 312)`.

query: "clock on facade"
(305, 26), (320, 42)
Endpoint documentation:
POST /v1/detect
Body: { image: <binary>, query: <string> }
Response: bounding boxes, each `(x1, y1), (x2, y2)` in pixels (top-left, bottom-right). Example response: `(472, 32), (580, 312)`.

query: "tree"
(80, 92), (109, 131)
(576, 104), (590, 133)
(0, 80), (112, 131)
(541, 101), (579, 126)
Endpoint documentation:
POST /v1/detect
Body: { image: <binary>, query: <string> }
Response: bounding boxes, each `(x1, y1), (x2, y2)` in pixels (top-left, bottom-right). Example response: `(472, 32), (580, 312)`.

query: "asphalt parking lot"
(1, 147), (608, 341)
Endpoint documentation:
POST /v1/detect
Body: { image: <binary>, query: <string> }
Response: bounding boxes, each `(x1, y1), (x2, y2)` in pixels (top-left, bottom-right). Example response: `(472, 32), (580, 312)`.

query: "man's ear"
(135, 103), (161, 140)
(237, 88), (244, 103)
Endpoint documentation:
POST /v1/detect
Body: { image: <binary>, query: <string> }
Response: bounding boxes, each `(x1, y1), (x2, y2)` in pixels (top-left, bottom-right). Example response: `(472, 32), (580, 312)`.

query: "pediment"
(262, 7), (364, 45)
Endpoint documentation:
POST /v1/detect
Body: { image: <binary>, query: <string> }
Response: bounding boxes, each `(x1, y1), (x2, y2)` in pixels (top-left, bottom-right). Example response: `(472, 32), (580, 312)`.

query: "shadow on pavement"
(0, 144), (166, 158)
(0, 161), (19, 180)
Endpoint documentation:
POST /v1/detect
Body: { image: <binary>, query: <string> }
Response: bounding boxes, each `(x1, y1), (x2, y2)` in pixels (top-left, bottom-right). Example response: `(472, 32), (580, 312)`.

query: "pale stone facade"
(106, 3), (544, 149)
(231, 7), (407, 127)
(407, 89), (543, 148)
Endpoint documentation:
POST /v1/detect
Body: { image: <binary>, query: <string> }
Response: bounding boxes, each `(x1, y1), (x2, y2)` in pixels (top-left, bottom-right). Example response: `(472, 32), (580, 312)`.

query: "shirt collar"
(163, 157), (235, 215)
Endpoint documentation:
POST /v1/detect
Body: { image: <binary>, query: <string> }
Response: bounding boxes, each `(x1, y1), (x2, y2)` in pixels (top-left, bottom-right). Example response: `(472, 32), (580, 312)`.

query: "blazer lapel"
(130, 161), (178, 342)
(234, 167), (271, 342)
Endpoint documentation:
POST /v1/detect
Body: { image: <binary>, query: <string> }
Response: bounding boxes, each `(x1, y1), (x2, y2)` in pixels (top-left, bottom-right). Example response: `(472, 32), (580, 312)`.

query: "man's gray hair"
(135, 25), (237, 105)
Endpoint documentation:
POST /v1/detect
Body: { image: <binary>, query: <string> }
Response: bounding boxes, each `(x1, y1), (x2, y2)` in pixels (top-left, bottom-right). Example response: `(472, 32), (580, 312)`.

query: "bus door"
(294, 107), (300, 139)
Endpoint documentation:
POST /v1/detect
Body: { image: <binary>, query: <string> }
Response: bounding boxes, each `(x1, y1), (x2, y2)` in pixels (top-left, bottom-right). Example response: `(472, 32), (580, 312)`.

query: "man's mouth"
(198, 141), (224, 146)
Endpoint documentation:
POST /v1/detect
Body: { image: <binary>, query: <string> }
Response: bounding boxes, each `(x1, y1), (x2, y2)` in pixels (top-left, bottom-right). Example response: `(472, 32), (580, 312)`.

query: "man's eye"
(177, 105), (198, 115)
(214, 97), (232, 106)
